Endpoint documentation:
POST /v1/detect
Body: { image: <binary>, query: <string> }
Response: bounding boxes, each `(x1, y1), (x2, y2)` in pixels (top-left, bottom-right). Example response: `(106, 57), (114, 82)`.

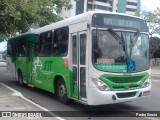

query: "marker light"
(64, 58), (68, 67)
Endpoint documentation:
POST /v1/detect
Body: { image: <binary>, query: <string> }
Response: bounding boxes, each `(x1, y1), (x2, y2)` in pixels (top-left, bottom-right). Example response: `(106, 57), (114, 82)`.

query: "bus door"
(26, 42), (33, 83)
(72, 31), (87, 101)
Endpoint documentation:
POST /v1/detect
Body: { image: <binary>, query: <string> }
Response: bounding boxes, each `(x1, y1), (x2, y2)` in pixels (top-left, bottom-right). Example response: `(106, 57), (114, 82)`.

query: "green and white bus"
(7, 11), (151, 105)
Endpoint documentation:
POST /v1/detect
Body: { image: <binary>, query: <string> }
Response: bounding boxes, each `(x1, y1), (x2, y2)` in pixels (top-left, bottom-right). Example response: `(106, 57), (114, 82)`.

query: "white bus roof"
(9, 11), (145, 39)
(30, 11), (144, 34)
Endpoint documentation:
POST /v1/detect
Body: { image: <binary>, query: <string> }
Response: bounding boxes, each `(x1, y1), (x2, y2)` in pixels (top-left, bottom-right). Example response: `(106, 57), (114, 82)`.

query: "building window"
(126, 8), (137, 12)
(76, 0), (84, 15)
(109, 1), (112, 6)
(95, 0), (107, 3)
(95, 5), (112, 11)
(127, 2), (137, 6)
(87, 4), (93, 9)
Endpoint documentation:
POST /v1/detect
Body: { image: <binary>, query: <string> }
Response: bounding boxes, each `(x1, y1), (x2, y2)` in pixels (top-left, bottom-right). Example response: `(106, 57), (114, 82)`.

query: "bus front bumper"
(87, 85), (151, 105)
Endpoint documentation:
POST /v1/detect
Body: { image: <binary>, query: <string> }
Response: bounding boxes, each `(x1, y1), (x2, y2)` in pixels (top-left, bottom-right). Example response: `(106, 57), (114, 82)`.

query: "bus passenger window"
(34, 42), (39, 56)
(52, 44), (59, 55)
(80, 34), (86, 65)
(7, 41), (13, 57)
(53, 26), (69, 56)
(39, 31), (52, 56)
(18, 39), (26, 56)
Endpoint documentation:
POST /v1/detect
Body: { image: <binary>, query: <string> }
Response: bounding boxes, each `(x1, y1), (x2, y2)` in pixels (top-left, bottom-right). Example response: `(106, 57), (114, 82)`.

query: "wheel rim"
(58, 84), (66, 98)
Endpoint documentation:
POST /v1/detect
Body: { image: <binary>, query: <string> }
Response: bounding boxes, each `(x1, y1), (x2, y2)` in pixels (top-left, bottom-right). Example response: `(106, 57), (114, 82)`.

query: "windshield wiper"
(108, 28), (124, 44)
(108, 28), (125, 51)
(131, 31), (140, 48)
(129, 30), (140, 58)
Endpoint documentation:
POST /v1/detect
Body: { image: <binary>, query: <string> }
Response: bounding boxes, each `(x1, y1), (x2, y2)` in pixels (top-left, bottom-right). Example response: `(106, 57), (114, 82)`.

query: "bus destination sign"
(92, 13), (148, 32)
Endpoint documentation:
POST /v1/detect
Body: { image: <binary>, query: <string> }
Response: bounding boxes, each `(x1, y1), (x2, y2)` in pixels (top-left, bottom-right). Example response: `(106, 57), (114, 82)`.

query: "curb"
(152, 79), (160, 82)
(151, 76), (160, 81)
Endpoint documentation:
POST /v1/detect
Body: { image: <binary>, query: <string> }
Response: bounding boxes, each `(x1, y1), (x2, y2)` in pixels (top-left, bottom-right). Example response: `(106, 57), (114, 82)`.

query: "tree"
(134, 10), (140, 17)
(142, 8), (160, 37)
(154, 8), (160, 35)
(0, 0), (71, 41)
(150, 37), (160, 58)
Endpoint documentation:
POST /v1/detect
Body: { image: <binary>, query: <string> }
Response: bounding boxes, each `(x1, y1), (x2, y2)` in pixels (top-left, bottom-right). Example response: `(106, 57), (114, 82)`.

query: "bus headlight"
(92, 78), (110, 91)
(141, 79), (151, 88)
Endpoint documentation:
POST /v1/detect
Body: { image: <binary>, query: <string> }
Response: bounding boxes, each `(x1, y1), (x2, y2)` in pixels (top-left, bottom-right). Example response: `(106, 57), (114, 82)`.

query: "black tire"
(18, 71), (24, 86)
(56, 78), (69, 104)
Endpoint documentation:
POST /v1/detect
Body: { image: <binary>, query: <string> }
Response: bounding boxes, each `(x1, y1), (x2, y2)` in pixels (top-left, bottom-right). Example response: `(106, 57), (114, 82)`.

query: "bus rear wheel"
(18, 71), (24, 86)
(56, 78), (69, 104)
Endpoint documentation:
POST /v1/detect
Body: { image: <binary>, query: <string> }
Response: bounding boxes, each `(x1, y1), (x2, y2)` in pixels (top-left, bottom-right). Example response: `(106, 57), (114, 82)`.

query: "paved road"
(0, 66), (160, 120)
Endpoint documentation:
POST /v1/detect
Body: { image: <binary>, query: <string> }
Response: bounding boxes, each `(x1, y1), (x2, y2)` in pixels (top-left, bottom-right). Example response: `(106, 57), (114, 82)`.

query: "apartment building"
(117, 0), (141, 15)
(59, 0), (140, 19)
(59, 0), (117, 18)
(87, 0), (117, 12)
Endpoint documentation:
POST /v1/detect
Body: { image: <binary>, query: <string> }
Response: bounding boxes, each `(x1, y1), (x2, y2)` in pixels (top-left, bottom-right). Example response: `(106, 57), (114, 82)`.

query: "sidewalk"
(0, 83), (62, 120)
(151, 66), (160, 80)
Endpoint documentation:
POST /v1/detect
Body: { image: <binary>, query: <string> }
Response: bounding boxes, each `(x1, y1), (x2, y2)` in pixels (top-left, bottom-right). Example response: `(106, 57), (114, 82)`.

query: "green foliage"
(0, 0), (71, 40)
(134, 10), (140, 17)
(150, 37), (160, 58)
(142, 8), (160, 36)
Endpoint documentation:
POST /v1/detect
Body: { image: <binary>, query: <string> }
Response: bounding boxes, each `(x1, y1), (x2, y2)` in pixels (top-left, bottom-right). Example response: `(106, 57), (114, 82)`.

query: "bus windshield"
(92, 29), (150, 73)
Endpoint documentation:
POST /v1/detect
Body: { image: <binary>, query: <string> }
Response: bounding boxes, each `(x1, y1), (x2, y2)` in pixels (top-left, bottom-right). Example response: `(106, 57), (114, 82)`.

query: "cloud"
(141, 0), (160, 11)
(153, 34), (160, 38)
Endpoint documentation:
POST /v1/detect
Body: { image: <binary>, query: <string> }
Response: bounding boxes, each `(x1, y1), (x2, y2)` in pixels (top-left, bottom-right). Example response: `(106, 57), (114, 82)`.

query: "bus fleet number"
(43, 61), (53, 71)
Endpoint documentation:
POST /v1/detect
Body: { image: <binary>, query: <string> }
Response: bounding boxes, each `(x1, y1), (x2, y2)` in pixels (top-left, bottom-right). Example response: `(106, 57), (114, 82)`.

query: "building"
(59, 0), (140, 19)
(60, 0), (117, 18)
(87, 0), (117, 12)
(117, 0), (141, 15)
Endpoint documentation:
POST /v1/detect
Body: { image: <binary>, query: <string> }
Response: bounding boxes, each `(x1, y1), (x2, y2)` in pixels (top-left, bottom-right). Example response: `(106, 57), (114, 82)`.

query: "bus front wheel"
(56, 78), (69, 104)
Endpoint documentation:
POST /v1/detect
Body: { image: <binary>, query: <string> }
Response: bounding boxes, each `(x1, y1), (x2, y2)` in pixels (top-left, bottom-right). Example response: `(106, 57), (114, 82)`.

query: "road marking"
(0, 83), (66, 120)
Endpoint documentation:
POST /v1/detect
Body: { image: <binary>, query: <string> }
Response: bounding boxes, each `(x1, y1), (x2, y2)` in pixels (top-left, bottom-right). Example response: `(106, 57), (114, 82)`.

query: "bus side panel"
(15, 34), (36, 84)
(25, 35), (37, 84)
(31, 56), (72, 97)
(16, 57), (27, 81)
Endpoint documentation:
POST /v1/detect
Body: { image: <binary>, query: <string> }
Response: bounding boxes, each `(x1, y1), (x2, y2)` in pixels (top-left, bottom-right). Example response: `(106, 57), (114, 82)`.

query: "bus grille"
(100, 73), (149, 91)
(105, 75), (145, 83)
(116, 92), (137, 98)
(112, 84), (139, 90)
